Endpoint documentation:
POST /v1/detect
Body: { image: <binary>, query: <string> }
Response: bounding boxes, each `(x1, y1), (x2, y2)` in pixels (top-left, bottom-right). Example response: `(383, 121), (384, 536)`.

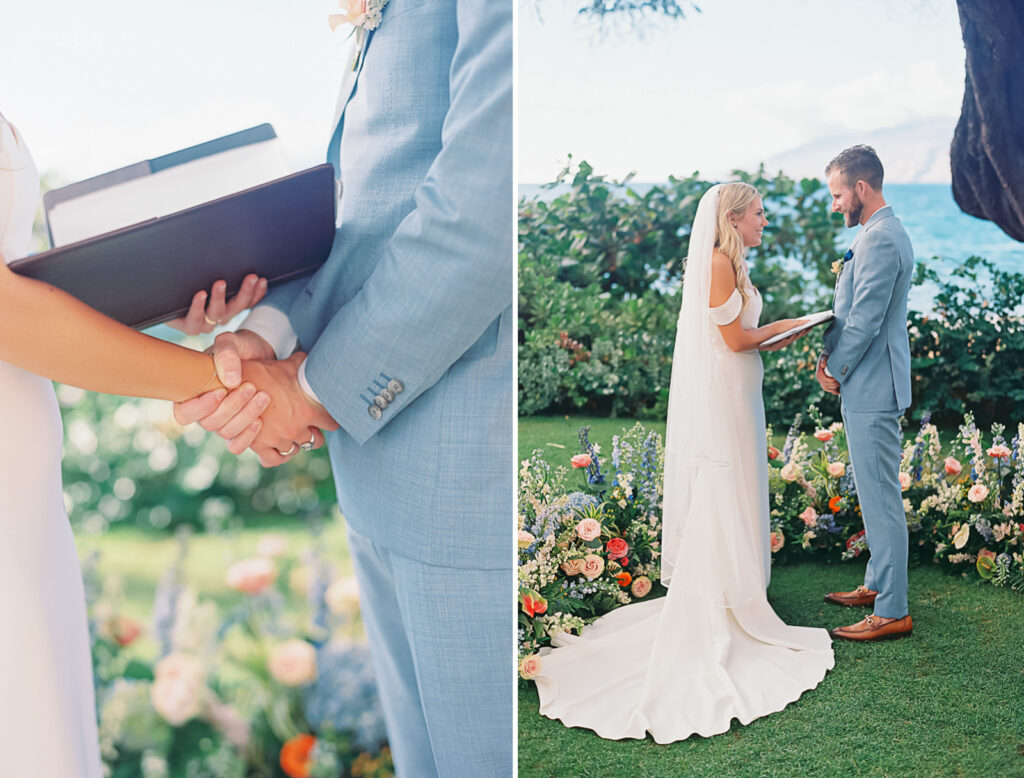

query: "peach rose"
(799, 507), (818, 527)
(767, 446), (780, 460)
(268, 640), (318, 687)
(109, 615), (142, 647)
(944, 456), (962, 476)
(517, 530), (536, 549)
(814, 430), (833, 442)
(151, 653), (206, 726)
(770, 531), (785, 553)
(631, 575), (652, 598)
(324, 576), (361, 616)
(827, 462), (846, 478)
(225, 557), (277, 595)
(576, 518), (602, 542)
(582, 554), (605, 580)
(899, 472), (912, 491)
(328, 0), (367, 30)
(256, 533), (289, 558)
(570, 454), (592, 469)
(519, 654), (542, 680)
(988, 445), (1012, 459)
(561, 557), (584, 576)
(780, 462), (802, 482)
(968, 484), (989, 503)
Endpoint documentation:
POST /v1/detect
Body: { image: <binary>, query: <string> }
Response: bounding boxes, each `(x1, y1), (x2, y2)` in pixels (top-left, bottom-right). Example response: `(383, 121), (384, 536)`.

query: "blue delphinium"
(303, 641), (388, 752)
(152, 528), (191, 658)
(911, 411), (932, 482)
(782, 413), (803, 462)
(816, 513), (841, 535)
(577, 426), (605, 486)
(638, 431), (661, 509)
(975, 519), (994, 542)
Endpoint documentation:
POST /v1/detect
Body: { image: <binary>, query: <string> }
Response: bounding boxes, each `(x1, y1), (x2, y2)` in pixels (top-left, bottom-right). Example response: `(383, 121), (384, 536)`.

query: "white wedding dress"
(533, 185), (834, 743)
(0, 115), (103, 776)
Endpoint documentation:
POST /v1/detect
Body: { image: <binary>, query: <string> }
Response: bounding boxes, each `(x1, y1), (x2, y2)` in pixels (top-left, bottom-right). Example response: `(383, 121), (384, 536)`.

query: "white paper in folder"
(45, 124), (291, 247)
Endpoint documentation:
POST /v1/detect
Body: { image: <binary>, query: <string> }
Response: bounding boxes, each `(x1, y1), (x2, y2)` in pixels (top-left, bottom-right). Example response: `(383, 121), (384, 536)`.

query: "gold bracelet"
(190, 357), (221, 398)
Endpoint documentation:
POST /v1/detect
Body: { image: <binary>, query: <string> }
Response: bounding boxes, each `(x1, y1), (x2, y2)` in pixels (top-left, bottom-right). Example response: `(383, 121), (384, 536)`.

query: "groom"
(816, 145), (915, 642)
(174, 1), (512, 775)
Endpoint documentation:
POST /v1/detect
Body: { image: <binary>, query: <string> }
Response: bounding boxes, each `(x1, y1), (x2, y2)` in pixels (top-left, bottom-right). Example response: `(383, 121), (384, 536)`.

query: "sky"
(519, 0), (967, 182)
(0, 0), (348, 186)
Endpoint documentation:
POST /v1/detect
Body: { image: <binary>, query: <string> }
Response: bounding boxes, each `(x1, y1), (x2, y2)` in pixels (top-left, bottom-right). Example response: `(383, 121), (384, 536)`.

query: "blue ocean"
(519, 183), (1024, 311)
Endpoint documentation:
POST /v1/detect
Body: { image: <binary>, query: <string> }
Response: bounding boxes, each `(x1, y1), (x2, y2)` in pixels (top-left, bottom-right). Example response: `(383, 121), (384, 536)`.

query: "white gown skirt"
(0, 361), (102, 776)
(533, 348), (834, 743)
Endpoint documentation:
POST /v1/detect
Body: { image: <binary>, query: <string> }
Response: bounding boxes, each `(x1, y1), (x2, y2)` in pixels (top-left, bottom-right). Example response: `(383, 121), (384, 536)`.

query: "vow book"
(759, 309), (835, 347)
(9, 125), (337, 329)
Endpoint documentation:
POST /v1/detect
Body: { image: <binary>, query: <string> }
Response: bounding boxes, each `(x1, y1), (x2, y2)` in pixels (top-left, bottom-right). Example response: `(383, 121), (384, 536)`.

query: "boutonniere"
(831, 248), (853, 277)
(329, 0), (390, 71)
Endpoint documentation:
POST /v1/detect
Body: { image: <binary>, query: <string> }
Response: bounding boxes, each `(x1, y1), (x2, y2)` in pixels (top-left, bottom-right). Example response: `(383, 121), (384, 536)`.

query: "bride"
(532, 183), (835, 742)
(0, 113), (291, 776)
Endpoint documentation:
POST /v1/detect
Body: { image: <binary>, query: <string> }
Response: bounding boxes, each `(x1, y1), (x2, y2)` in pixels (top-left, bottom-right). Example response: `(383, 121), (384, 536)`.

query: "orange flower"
(828, 495), (841, 512)
(616, 572), (632, 587)
(280, 734), (317, 778)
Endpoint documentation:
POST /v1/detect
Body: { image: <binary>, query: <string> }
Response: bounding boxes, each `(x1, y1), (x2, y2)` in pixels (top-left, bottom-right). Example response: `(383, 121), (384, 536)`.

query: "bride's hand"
(758, 318), (809, 352)
(759, 328), (809, 351)
(167, 274), (268, 335)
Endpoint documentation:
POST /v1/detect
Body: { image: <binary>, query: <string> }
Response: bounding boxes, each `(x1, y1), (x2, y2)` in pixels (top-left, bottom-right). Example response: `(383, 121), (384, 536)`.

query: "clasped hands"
(173, 329), (338, 467)
(816, 354), (840, 396)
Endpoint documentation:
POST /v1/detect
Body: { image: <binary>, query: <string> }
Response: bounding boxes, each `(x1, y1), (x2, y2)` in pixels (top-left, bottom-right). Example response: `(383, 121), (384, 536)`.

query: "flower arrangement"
(84, 526), (392, 778)
(518, 411), (1024, 666)
(518, 425), (665, 673)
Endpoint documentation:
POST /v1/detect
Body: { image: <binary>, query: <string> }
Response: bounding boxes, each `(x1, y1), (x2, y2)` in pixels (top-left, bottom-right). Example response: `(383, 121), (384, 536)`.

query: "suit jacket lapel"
(326, 29), (376, 175)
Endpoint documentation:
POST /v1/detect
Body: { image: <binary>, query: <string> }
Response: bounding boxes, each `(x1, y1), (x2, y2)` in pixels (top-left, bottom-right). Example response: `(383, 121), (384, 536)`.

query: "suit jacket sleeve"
(826, 229), (900, 384)
(303, 0), (512, 445)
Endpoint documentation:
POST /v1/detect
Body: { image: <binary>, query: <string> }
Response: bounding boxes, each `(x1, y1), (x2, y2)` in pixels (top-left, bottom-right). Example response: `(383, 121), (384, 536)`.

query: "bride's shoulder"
(708, 249), (738, 306)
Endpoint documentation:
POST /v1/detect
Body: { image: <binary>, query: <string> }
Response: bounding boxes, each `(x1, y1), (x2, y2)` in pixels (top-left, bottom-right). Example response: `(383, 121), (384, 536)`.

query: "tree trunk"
(951, 0), (1024, 242)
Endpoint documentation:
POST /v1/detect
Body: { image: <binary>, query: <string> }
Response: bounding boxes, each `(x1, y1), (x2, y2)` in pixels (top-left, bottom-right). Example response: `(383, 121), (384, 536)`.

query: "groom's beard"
(845, 194), (864, 227)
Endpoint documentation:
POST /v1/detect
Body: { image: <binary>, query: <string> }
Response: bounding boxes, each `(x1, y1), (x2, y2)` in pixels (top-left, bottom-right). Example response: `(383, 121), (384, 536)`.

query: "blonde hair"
(714, 182), (760, 309)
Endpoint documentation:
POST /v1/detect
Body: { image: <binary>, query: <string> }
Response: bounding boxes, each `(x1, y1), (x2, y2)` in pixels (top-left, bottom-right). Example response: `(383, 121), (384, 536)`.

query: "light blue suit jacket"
(263, 0), (512, 570)
(823, 206), (914, 412)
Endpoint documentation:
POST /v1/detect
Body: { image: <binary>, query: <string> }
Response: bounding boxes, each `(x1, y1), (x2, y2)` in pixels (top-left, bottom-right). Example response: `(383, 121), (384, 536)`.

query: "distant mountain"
(762, 118), (956, 184)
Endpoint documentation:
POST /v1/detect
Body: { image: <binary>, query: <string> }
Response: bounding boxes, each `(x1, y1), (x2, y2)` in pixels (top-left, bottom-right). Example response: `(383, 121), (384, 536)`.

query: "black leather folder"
(9, 163), (336, 329)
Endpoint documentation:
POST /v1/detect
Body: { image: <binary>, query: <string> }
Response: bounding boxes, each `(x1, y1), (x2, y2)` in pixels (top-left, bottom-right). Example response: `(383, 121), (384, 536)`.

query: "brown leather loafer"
(830, 614), (913, 642)
(824, 585), (877, 607)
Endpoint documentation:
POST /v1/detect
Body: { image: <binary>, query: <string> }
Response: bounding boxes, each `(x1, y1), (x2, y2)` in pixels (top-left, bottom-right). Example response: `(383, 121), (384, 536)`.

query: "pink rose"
(827, 462), (846, 478)
(944, 457), (962, 476)
(561, 558), (584, 576)
(630, 576), (652, 598)
(582, 554), (605, 580)
(519, 654), (542, 680)
(780, 462), (801, 482)
(767, 446), (780, 461)
(517, 530), (536, 549)
(605, 538), (629, 560)
(899, 472), (912, 491)
(814, 430), (833, 442)
(268, 640), (318, 686)
(576, 518), (602, 542)
(988, 445), (1012, 459)
(770, 531), (785, 553)
(968, 483), (989, 503)
(799, 507), (818, 527)
(225, 557), (277, 595)
(570, 454), (592, 469)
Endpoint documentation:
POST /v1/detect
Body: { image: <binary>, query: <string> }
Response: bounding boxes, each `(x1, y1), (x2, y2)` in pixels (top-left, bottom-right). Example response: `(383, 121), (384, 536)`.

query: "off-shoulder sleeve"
(708, 288), (742, 325)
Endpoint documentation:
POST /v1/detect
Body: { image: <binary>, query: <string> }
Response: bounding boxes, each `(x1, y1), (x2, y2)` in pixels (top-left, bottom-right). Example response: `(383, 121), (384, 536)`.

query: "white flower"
(151, 653), (206, 726)
(268, 640), (318, 686)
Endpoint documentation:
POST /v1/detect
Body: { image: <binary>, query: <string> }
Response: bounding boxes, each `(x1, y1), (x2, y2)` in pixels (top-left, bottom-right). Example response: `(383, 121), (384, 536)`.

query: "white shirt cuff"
(298, 359), (322, 405)
(239, 305), (298, 360)
(823, 363), (834, 379)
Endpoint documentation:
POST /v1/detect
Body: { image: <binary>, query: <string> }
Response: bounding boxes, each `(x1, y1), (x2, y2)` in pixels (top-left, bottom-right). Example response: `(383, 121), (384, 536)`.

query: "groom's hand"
(240, 353), (339, 467)
(172, 329), (278, 453)
(816, 356), (840, 395)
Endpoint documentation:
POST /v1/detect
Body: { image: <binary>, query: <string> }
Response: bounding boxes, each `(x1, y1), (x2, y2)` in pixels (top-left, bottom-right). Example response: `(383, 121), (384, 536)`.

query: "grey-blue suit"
(260, 1), (512, 773)
(823, 205), (914, 619)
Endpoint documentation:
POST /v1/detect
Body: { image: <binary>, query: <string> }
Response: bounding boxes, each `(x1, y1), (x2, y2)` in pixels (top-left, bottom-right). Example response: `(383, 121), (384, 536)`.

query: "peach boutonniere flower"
(329, 0), (391, 70)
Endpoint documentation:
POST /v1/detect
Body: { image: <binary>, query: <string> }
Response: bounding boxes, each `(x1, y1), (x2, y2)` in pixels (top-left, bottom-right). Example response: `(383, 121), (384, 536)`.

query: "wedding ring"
(204, 314), (220, 327)
(300, 432), (317, 452)
(277, 444), (297, 457)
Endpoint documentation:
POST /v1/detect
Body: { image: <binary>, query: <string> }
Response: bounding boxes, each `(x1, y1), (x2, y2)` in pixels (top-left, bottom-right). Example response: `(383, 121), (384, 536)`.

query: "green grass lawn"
(74, 514), (353, 658)
(519, 415), (668, 469)
(518, 561), (1024, 777)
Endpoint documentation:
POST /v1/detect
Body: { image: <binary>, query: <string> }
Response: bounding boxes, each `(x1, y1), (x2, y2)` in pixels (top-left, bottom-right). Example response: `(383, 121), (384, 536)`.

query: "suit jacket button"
(380, 388), (395, 403)
(388, 379), (404, 395)
(368, 405), (382, 420)
(373, 395), (388, 409)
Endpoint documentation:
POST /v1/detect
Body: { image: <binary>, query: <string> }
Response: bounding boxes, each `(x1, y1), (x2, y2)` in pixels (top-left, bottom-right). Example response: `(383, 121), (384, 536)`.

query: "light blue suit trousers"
(823, 205), (914, 618)
(259, 0), (513, 773)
